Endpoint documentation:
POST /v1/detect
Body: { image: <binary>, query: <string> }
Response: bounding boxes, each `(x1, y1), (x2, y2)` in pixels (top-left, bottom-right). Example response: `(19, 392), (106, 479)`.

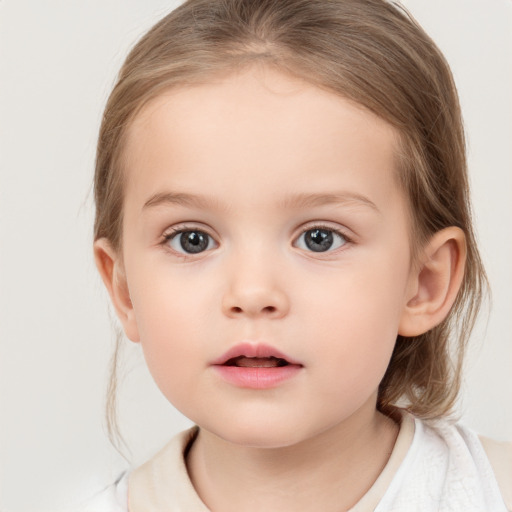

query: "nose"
(221, 256), (290, 319)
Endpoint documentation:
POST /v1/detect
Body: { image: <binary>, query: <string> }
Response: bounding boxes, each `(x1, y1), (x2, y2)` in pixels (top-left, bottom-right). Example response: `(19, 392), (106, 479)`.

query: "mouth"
(223, 356), (290, 368)
(212, 342), (302, 368)
(212, 343), (303, 389)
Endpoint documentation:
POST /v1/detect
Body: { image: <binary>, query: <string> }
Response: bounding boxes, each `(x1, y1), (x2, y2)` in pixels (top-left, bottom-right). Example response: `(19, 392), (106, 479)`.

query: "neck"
(186, 405), (399, 512)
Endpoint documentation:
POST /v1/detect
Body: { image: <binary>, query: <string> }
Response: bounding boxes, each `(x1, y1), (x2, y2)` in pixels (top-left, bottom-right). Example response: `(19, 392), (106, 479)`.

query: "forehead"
(122, 66), (403, 213)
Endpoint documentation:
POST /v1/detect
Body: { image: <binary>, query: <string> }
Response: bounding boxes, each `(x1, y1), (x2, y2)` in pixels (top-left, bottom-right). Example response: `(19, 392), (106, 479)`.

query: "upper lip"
(212, 342), (303, 366)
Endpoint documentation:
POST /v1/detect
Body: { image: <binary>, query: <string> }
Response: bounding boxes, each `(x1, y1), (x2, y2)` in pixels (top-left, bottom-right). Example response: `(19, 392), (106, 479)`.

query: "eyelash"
(294, 223), (352, 254)
(161, 223), (353, 257)
(161, 225), (217, 259)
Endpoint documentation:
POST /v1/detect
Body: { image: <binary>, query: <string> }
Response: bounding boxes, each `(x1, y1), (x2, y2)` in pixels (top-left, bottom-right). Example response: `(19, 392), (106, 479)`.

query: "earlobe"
(93, 238), (140, 342)
(398, 227), (466, 337)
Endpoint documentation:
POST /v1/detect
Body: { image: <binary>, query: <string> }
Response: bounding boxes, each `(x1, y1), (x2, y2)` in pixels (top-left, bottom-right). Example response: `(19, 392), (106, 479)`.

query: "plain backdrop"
(0, 1), (511, 510)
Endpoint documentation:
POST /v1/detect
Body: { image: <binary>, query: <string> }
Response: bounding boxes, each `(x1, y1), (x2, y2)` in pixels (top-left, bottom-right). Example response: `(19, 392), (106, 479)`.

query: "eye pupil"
(305, 229), (334, 252)
(180, 231), (209, 253)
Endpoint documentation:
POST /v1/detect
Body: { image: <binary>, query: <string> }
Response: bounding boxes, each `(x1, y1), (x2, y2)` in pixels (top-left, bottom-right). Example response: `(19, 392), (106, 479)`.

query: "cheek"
(308, 253), (409, 330)
(301, 254), (410, 376)
(127, 270), (211, 387)
(130, 256), (214, 329)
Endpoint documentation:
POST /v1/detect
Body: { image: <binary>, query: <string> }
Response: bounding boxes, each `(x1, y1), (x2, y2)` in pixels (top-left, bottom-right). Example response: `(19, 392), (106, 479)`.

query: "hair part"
(94, 0), (487, 442)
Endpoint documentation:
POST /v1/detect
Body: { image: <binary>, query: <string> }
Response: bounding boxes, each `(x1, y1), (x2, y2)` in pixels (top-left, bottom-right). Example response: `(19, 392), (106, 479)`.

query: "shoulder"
(73, 427), (201, 512)
(417, 417), (512, 511)
(375, 413), (510, 511)
(479, 435), (512, 512)
(128, 426), (208, 510)
(76, 472), (129, 512)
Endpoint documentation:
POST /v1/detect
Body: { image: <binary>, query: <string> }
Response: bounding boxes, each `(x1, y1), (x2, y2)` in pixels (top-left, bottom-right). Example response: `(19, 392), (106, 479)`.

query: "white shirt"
(82, 413), (510, 511)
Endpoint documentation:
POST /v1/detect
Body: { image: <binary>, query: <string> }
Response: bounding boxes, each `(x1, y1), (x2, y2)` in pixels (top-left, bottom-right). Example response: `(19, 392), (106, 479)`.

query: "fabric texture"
(371, 418), (508, 512)
(479, 435), (512, 510)
(79, 472), (129, 512)
(83, 413), (511, 511)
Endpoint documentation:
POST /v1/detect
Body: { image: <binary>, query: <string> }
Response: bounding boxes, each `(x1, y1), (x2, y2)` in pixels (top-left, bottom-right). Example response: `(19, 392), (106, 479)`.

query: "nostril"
(230, 305), (277, 314)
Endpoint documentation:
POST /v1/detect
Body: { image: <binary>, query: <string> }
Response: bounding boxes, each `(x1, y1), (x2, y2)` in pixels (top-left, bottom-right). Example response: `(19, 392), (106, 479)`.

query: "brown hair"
(94, 0), (487, 438)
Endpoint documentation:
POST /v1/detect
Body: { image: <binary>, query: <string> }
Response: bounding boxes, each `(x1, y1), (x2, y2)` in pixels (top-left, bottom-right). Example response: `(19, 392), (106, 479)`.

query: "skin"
(95, 66), (466, 511)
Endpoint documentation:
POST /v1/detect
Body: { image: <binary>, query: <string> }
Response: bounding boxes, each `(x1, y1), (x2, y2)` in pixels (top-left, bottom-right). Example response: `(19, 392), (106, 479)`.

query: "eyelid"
(294, 221), (354, 242)
(292, 222), (354, 253)
(161, 222), (217, 240)
(161, 223), (219, 257)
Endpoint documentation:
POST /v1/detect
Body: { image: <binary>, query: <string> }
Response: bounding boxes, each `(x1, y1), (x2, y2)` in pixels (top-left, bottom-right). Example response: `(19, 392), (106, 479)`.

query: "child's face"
(118, 67), (417, 447)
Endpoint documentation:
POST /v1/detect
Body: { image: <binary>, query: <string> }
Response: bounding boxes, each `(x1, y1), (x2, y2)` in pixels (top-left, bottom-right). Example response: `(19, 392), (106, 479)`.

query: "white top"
(82, 413), (511, 511)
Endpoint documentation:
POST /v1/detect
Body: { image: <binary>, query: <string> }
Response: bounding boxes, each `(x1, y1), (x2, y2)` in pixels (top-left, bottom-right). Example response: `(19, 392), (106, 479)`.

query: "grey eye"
(296, 228), (346, 253)
(168, 230), (214, 254)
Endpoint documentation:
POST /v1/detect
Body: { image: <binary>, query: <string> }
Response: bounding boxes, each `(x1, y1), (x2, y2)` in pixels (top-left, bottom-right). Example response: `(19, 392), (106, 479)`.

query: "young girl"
(88, 0), (511, 510)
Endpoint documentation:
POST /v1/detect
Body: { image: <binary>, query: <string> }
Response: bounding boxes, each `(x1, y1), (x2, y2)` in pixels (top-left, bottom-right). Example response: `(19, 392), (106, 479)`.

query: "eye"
(166, 229), (216, 254)
(295, 227), (348, 253)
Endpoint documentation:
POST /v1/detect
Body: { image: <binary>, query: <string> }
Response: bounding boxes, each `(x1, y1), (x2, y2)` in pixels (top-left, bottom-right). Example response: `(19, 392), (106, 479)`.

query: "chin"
(219, 430), (301, 449)
(203, 415), (313, 449)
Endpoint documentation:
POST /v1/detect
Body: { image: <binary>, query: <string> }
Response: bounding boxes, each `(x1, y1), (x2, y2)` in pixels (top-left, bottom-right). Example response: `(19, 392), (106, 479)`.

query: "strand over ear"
(94, 239), (140, 342)
(399, 227), (466, 337)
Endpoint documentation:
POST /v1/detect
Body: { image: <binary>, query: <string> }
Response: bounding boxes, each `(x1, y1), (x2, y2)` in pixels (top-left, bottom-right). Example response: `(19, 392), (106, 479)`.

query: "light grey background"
(0, 1), (510, 510)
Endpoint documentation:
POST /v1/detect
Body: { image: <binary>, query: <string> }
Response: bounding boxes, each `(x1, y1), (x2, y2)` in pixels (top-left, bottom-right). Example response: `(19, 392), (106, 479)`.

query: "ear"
(93, 238), (140, 342)
(399, 227), (466, 337)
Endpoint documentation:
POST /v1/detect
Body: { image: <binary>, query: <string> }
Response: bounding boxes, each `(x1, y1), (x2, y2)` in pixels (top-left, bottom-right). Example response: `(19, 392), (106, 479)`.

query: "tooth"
(235, 357), (280, 368)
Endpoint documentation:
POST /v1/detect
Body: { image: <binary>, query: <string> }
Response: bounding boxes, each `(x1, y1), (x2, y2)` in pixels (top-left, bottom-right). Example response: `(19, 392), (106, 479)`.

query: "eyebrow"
(279, 192), (380, 212)
(142, 191), (380, 213)
(143, 191), (224, 212)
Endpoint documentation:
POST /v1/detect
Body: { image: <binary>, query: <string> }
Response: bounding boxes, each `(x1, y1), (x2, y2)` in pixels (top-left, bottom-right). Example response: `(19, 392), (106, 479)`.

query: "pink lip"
(211, 342), (303, 389)
(212, 342), (301, 366)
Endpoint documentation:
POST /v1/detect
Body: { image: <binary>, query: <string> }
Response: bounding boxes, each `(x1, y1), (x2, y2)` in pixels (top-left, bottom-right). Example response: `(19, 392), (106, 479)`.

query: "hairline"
(108, 61), (422, 262)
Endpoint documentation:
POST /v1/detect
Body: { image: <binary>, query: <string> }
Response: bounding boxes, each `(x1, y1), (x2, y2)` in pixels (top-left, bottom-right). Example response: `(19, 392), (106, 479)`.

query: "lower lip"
(213, 365), (302, 389)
